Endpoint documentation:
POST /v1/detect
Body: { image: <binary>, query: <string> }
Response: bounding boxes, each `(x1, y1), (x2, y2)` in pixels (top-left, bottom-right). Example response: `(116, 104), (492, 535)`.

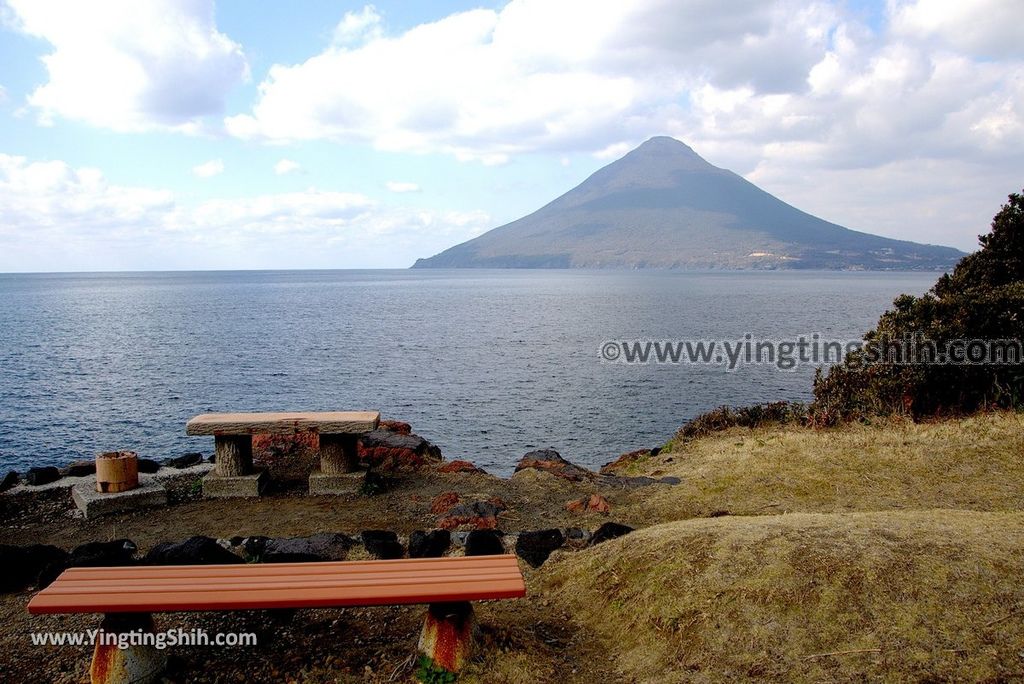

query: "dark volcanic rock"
(70, 539), (137, 567)
(513, 449), (593, 482)
(409, 530), (451, 558)
(65, 460), (97, 477)
(588, 522), (635, 546)
(361, 530), (404, 559)
(465, 529), (505, 556)
(25, 466), (61, 486)
(145, 536), (242, 565)
(515, 529), (565, 568)
(262, 533), (353, 563)
(164, 453), (203, 469)
(240, 536), (271, 561)
(0, 544), (69, 592)
(137, 458), (161, 474)
(360, 470), (391, 496)
(359, 430), (442, 470)
(0, 471), (18, 493)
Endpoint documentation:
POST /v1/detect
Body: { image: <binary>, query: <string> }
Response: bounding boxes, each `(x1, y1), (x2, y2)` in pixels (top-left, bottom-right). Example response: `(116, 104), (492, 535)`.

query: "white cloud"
(217, 0), (1022, 248)
(0, 153), (490, 270)
(274, 158), (301, 175)
(890, 0), (1024, 58)
(7, 0), (248, 132)
(385, 181), (420, 193)
(333, 5), (383, 45)
(0, 154), (174, 246)
(192, 159), (224, 178)
(224, 0), (834, 157)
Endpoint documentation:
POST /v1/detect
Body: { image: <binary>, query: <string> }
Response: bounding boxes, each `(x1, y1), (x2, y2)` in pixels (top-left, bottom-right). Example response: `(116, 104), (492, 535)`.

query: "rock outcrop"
(359, 430), (442, 470)
(145, 536), (242, 565)
(513, 449), (594, 482)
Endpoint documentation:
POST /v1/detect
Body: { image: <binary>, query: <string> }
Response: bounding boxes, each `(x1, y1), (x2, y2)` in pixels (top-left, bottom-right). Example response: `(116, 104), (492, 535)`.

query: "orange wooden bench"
(29, 554), (525, 683)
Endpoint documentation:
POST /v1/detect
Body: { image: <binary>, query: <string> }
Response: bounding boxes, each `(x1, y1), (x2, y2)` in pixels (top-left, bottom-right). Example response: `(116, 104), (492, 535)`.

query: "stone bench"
(186, 411), (380, 497)
(28, 554), (525, 682)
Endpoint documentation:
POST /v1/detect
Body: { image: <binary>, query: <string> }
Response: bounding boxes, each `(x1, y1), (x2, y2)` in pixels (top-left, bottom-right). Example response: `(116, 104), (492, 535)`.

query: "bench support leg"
(309, 433), (362, 494)
(91, 613), (166, 684)
(204, 435), (267, 498)
(319, 433), (359, 474)
(214, 435), (253, 476)
(417, 601), (475, 675)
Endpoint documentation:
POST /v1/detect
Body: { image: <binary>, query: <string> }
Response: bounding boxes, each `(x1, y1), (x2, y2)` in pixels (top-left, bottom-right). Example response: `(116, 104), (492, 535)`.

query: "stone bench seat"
(186, 411), (380, 497)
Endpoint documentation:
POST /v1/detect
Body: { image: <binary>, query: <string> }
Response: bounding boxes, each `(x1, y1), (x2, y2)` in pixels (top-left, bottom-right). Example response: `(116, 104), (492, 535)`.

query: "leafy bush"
(812, 190), (1024, 423)
(672, 401), (809, 444)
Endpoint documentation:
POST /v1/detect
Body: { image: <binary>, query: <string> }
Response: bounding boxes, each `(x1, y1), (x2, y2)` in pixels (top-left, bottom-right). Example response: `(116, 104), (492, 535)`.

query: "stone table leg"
(309, 433), (362, 495)
(214, 435), (253, 476)
(203, 434), (267, 498)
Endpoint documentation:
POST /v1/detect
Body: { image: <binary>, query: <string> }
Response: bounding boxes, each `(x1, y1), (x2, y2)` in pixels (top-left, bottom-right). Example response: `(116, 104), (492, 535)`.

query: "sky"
(0, 0), (1020, 271)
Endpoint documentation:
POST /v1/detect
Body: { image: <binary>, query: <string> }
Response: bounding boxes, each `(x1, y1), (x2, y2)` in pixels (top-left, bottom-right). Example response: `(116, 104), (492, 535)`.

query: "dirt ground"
(0, 467), (646, 683)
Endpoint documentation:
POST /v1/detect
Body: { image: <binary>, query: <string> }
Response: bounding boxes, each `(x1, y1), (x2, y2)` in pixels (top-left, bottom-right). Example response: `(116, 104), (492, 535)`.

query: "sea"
(0, 269), (937, 475)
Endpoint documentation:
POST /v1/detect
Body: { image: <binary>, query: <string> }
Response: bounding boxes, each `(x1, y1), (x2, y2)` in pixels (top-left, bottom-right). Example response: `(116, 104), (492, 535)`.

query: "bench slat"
(28, 555), (525, 614)
(40, 571), (522, 594)
(58, 555), (514, 580)
(185, 411), (380, 436)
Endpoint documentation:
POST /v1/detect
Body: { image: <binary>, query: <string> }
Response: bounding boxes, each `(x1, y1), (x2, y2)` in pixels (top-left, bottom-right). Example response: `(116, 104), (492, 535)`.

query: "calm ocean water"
(0, 269), (936, 475)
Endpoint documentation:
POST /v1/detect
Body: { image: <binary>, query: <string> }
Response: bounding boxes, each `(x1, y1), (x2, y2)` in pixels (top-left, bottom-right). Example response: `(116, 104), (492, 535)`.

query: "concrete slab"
(309, 470), (363, 495)
(72, 479), (168, 519)
(202, 469), (268, 498)
(4, 463), (213, 495)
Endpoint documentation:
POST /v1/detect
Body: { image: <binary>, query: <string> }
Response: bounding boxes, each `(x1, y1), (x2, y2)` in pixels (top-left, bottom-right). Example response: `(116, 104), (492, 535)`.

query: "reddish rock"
(565, 493), (611, 514)
(436, 460), (486, 474)
(513, 448), (594, 482)
(430, 491), (461, 515)
(359, 430), (442, 470)
(600, 448), (652, 475)
(252, 432), (319, 482)
(379, 420), (412, 435)
(436, 500), (506, 530)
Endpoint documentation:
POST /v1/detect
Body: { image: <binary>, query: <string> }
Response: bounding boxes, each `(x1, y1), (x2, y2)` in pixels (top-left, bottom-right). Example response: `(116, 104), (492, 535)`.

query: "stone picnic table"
(186, 411), (380, 497)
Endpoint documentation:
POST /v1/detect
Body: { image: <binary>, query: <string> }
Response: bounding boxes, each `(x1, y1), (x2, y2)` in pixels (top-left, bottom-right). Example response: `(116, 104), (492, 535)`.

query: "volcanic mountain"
(412, 136), (965, 270)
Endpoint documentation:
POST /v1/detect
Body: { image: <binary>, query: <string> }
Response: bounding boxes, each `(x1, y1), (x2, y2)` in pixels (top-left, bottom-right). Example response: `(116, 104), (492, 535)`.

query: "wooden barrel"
(95, 451), (139, 493)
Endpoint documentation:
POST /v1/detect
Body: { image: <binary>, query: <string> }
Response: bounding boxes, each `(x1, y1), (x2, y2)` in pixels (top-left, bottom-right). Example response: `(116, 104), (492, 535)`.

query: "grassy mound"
(612, 411), (1024, 523)
(544, 510), (1024, 682)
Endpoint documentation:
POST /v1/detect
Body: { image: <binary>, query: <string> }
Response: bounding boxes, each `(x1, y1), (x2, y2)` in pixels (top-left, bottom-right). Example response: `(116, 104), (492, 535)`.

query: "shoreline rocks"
(25, 466), (61, 486)
(359, 430), (443, 470)
(513, 448), (594, 482)
(515, 529), (565, 568)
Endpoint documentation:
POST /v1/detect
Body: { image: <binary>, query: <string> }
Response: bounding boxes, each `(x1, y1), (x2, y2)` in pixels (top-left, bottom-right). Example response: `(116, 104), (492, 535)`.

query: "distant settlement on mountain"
(413, 136), (966, 271)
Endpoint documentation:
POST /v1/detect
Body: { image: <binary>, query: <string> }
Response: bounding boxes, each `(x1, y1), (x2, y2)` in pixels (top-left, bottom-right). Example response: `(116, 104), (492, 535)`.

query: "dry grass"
(544, 510), (1024, 683)
(611, 411), (1024, 524)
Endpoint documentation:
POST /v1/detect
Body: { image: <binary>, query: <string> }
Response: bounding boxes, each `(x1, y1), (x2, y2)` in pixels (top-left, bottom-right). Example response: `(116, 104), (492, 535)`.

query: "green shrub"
(672, 401), (809, 443)
(812, 190), (1024, 423)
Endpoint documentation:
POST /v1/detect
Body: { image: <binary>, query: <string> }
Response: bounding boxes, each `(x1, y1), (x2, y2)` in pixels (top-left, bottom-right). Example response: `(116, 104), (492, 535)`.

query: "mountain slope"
(412, 136), (966, 270)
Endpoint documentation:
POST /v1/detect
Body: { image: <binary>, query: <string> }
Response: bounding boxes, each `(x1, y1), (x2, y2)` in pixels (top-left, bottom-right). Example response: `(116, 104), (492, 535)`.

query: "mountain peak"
(412, 136), (966, 271)
(635, 135), (696, 153)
